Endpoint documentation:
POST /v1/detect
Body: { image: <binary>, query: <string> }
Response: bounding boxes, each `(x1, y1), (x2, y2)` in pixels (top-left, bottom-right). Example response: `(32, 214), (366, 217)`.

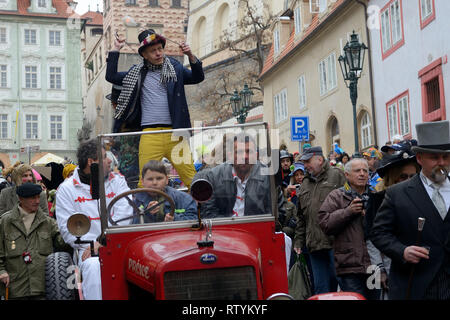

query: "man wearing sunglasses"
(371, 121), (450, 300)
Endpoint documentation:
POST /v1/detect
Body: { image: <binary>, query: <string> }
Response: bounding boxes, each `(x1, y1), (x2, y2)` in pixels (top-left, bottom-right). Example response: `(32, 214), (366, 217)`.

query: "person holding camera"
(318, 158), (379, 299)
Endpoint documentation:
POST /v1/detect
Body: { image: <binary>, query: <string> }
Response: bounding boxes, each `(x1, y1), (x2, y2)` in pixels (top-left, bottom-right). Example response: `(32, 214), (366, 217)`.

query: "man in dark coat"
(105, 29), (204, 189)
(371, 120), (450, 300)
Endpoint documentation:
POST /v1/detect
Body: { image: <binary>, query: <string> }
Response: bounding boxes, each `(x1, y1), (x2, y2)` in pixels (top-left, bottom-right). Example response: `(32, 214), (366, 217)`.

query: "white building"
(368, 0), (450, 145)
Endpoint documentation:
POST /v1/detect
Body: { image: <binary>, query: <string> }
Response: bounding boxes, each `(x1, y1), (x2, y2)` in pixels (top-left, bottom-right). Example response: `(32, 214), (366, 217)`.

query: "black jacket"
(105, 52), (204, 132)
(194, 162), (285, 219)
(370, 174), (450, 299)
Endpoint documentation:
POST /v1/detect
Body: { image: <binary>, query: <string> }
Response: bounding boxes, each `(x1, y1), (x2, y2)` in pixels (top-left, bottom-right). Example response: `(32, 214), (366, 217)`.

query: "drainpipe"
(356, 0), (378, 147)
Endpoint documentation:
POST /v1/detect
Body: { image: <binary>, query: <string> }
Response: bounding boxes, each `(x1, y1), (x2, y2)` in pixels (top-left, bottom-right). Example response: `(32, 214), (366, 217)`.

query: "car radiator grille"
(163, 266), (258, 300)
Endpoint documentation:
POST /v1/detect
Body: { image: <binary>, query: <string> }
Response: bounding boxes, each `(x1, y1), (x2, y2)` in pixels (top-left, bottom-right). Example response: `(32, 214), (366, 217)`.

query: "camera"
(350, 191), (369, 210)
(359, 194), (370, 210)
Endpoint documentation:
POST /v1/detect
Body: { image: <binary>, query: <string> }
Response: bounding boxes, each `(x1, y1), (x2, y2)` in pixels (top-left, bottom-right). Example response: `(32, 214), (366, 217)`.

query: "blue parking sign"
(291, 116), (309, 142)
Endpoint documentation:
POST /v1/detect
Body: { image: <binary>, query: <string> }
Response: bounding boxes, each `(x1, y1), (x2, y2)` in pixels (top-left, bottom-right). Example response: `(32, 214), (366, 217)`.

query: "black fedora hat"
(377, 143), (417, 178)
(411, 120), (450, 154)
(138, 29), (166, 56)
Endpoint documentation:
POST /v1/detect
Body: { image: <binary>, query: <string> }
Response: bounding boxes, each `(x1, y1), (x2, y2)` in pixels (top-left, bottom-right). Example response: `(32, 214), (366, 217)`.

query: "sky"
(74, 0), (104, 15)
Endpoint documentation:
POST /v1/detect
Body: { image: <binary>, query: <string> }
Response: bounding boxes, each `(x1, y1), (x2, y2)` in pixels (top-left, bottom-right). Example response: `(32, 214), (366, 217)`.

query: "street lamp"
(338, 31), (368, 153)
(230, 83), (254, 124)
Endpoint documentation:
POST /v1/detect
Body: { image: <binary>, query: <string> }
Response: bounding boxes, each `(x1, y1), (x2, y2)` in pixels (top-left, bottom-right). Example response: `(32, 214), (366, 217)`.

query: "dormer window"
(38, 0), (46, 7)
(310, 0), (327, 14)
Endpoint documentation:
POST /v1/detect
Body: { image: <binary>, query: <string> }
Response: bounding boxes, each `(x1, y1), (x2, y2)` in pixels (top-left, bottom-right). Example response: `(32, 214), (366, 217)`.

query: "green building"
(0, 0), (83, 168)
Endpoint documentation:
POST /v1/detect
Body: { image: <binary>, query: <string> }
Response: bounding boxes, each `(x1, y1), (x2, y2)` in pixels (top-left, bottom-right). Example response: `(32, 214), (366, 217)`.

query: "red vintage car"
(45, 123), (291, 300)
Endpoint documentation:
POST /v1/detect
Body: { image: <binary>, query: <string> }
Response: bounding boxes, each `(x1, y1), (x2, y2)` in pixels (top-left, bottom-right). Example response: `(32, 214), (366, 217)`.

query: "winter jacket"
(318, 187), (372, 276)
(0, 205), (67, 298)
(105, 51), (204, 132)
(132, 186), (197, 223)
(294, 161), (346, 252)
(195, 162), (286, 219)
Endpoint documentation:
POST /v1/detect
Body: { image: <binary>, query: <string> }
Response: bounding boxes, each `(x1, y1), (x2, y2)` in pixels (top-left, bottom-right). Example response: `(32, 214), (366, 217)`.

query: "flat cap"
(16, 183), (42, 198)
(299, 146), (323, 161)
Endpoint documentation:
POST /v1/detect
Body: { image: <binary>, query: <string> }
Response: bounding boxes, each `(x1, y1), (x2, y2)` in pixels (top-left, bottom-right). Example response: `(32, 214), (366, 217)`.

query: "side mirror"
(190, 179), (213, 203)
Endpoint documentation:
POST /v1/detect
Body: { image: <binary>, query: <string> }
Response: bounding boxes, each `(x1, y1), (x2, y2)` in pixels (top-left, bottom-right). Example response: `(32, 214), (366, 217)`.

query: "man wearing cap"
(0, 183), (67, 299)
(371, 120), (450, 300)
(106, 29), (204, 189)
(293, 146), (346, 294)
(278, 149), (294, 189)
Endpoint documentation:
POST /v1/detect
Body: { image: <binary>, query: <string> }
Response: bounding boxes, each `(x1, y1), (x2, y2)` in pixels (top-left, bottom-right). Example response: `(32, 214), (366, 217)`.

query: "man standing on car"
(56, 139), (133, 300)
(293, 146), (346, 294)
(105, 29), (204, 189)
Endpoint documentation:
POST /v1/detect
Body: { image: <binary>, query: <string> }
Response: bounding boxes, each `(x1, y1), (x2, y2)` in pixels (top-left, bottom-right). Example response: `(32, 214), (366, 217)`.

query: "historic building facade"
(259, 0), (375, 155)
(0, 0), (83, 167)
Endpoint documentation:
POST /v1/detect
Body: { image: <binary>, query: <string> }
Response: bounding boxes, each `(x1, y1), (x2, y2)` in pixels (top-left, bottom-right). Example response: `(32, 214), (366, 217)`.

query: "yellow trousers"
(138, 127), (196, 189)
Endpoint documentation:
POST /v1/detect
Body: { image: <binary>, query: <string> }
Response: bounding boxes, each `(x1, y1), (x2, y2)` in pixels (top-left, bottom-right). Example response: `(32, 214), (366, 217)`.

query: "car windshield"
(97, 122), (279, 231)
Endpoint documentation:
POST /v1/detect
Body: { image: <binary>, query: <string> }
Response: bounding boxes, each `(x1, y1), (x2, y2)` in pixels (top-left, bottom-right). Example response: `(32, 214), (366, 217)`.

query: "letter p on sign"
(291, 116), (309, 142)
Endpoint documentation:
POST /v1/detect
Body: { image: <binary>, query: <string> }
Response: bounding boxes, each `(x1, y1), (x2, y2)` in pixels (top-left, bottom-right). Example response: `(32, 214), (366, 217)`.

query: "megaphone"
(67, 213), (91, 237)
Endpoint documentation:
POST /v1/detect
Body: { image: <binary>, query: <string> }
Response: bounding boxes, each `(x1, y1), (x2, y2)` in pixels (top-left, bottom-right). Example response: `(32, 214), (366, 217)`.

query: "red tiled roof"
(81, 11), (103, 26)
(0, 0), (79, 19)
(259, 0), (347, 80)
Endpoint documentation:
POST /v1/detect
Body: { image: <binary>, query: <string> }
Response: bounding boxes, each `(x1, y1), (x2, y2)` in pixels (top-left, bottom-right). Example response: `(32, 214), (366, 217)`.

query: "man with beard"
(55, 139), (133, 300)
(195, 133), (285, 218)
(279, 149), (294, 188)
(371, 120), (450, 300)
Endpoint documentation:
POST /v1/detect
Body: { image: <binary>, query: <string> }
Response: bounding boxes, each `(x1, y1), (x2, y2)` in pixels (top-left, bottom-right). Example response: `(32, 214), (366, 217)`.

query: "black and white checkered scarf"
(114, 57), (177, 120)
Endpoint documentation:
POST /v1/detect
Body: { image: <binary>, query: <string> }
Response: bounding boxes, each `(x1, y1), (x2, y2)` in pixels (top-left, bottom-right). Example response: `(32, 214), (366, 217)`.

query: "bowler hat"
(16, 183), (42, 198)
(300, 146), (323, 161)
(411, 120), (450, 154)
(138, 29), (166, 57)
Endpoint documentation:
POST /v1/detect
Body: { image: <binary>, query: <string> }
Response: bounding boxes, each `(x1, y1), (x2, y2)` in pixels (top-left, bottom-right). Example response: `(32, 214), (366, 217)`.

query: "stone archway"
(326, 115), (340, 156)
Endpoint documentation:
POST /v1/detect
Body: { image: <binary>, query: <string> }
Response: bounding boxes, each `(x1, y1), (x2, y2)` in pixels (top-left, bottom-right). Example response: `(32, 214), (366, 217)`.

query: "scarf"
(114, 57), (177, 120)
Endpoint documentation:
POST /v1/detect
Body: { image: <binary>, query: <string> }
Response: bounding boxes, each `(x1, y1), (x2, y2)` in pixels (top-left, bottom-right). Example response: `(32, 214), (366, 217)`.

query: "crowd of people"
(271, 122), (449, 300)
(0, 27), (448, 301)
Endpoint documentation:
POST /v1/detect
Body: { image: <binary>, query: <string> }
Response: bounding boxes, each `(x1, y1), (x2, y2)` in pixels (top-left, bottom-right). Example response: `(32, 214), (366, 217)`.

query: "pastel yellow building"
(259, 0), (376, 156)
